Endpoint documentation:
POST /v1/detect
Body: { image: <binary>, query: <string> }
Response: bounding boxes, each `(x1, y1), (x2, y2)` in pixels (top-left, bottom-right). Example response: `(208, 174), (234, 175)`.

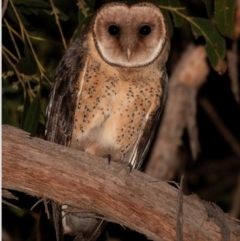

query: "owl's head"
(92, 2), (169, 68)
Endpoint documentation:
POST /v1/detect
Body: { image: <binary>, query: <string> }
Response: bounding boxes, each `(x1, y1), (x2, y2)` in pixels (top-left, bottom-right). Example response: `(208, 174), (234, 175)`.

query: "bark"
(2, 125), (240, 241)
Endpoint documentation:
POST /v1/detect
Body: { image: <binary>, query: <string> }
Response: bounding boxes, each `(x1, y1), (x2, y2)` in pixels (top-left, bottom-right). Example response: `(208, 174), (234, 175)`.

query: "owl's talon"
(127, 163), (133, 174)
(102, 154), (111, 165)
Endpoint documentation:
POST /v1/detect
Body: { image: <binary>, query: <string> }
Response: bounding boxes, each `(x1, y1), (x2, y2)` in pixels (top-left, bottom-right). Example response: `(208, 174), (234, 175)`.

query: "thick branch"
(2, 125), (240, 241)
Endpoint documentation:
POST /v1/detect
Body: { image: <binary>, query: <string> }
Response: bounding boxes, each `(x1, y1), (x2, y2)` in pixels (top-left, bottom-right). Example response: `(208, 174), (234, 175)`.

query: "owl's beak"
(126, 48), (132, 61)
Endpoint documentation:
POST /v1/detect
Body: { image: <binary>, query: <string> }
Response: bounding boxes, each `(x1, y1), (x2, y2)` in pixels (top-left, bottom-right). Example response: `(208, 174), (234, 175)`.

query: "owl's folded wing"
(45, 35), (87, 146)
(125, 69), (168, 170)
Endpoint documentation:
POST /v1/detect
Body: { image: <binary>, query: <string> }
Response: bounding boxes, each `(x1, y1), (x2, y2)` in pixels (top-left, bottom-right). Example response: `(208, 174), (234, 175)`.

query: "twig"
(44, 199), (50, 219)
(2, 48), (26, 98)
(2, 189), (18, 200)
(31, 198), (44, 211)
(2, 0), (9, 19)
(49, 0), (67, 50)
(2, 125), (240, 241)
(3, 19), (22, 59)
(2, 199), (20, 210)
(9, 0), (51, 83)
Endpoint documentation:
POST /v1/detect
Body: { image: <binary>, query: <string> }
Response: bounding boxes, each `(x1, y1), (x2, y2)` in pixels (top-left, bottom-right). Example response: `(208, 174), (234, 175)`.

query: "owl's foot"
(102, 154), (111, 165)
(127, 162), (133, 173)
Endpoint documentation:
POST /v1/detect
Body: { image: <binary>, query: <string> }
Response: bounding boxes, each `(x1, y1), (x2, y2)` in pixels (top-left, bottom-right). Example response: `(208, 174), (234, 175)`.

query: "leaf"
(22, 91), (41, 136)
(159, 0), (184, 27)
(57, 10), (69, 21)
(202, 0), (213, 18)
(16, 6), (35, 30)
(6, 4), (34, 30)
(16, 57), (38, 75)
(12, 0), (51, 23)
(71, 14), (93, 41)
(214, 0), (236, 39)
(16, 40), (38, 75)
(161, 9), (173, 38)
(13, 0), (51, 9)
(189, 17), (227, 74)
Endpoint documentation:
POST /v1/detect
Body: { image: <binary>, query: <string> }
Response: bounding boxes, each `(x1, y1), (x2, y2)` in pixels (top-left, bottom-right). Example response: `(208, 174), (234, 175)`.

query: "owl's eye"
(139, 25), (151, 36)
(108, 25), (120, 36)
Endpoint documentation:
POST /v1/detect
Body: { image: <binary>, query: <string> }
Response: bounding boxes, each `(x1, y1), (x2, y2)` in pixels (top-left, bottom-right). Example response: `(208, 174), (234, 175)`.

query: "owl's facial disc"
(93, 2), (168, 68)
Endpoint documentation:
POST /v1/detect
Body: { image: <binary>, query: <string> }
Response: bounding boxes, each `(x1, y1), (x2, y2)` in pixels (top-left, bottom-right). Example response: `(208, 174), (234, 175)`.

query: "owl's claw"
(102, 154), (111, 165)
(127, 162), (133, 174)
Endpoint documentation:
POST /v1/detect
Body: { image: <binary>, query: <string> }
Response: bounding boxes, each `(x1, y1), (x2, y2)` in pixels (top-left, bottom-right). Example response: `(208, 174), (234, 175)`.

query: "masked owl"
(45, 1), (170, 240)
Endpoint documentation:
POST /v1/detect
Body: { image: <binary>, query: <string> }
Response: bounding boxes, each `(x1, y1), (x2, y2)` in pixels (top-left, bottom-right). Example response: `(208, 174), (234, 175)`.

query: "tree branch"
(2, 125), (240, 241)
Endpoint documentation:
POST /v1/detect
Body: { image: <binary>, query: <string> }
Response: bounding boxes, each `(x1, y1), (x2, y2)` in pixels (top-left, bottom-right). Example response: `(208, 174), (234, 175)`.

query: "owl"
(45, 1), (170, 241)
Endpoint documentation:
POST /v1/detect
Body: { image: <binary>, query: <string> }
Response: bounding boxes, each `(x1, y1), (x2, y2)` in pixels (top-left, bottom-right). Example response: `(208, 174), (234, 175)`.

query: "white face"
(93, 2), (168, 68)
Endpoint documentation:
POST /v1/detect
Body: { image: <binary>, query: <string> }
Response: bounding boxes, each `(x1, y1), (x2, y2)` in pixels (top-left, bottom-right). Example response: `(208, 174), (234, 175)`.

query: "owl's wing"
(45, 35), (87, 241)
(45, 35), (107, 241)
(45, 35), (87, 146)
(125, 69), (168, 170)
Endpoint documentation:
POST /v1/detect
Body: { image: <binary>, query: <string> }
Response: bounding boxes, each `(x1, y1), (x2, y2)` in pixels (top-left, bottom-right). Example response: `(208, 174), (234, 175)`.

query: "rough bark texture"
(2, 125), (240, 241)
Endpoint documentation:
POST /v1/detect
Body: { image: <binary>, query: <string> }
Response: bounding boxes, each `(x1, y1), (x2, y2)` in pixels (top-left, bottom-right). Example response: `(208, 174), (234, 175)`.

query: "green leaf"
(161, 9), (173, 38)
(202, 0), (213, 18)
(71, 14), (93, 41)
(6, 5), (34, 30)
(13, 0), (51, 9)
(16, 57), (38, 75)
(189, 17), (227, 74)
(17, 7), (34, 29)
(22, 91), (41, 136)
(12, 1), (51, 24)
(159, 0), (184, 27)
(16, 40), (38, 75)
(214, 0), (236, 39)
(57, 10), (69, 21)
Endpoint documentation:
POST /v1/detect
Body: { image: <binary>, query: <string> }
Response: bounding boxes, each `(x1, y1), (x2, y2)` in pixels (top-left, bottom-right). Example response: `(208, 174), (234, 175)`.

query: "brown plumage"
(45, 2), (170, 241)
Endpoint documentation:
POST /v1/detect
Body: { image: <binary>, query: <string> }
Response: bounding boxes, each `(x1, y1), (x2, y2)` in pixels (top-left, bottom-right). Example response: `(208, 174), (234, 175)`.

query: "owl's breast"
(72, 58), (163, 162)
(71, 57), (119, 152)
